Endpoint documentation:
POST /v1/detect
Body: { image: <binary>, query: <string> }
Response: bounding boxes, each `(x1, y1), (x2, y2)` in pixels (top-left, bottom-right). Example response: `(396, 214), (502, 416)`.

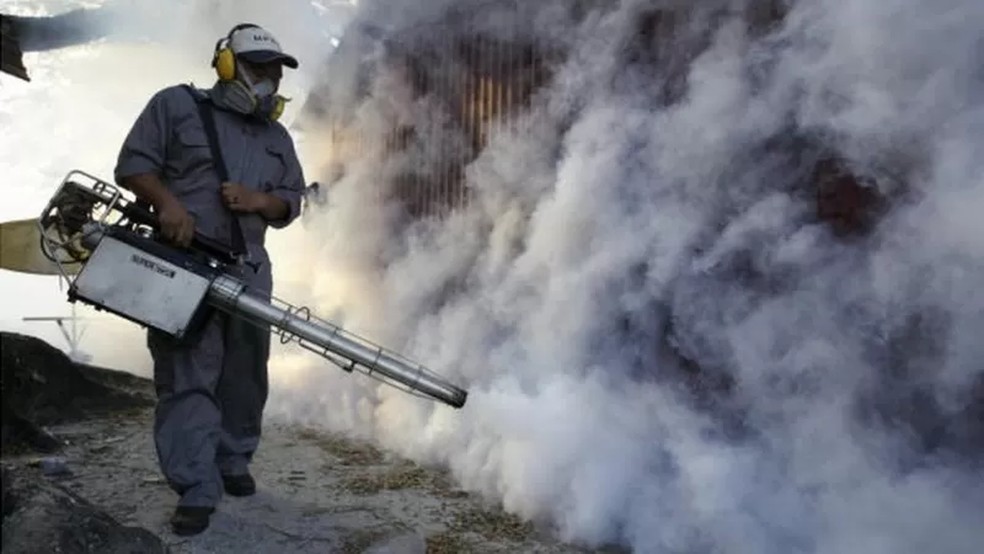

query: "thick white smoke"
(265, 0), (984, 552)
(4, 0), (979, 551)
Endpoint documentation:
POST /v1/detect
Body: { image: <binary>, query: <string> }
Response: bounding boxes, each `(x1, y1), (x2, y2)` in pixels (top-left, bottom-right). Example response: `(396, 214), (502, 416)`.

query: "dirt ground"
(2, 406), (621, 554)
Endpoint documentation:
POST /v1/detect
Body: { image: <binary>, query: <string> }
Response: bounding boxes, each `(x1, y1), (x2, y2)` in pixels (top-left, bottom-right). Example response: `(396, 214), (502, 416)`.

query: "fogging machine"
(37, 170), (468, 409)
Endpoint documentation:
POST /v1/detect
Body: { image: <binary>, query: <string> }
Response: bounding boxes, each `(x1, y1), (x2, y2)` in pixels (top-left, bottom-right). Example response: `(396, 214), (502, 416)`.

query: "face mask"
(241, 60), (290, 102)
(217, 61), (288, 121)
(248, 77), (276, 99)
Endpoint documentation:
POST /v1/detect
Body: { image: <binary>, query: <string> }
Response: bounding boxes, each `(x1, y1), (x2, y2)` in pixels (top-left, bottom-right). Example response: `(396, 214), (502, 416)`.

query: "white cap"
(229, 25), (298, 69)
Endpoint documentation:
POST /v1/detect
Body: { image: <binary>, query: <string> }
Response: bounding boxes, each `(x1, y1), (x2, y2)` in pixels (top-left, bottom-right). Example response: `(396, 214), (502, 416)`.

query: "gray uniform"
(114, 83), (305, 508)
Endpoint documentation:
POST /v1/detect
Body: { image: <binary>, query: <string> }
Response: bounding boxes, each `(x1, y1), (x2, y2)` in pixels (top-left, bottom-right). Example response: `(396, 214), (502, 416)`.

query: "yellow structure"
(0, 218), (81, 275)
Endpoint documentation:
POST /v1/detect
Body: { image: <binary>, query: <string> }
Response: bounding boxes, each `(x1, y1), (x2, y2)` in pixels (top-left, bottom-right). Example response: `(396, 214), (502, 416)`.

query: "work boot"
(222, 473), (256, 497)
(170, 506), (214, 536)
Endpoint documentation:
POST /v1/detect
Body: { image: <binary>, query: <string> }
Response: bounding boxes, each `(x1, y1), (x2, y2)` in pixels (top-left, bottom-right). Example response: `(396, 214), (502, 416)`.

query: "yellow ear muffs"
(210, 23), (261, 82)
(213, 44), (237, 81)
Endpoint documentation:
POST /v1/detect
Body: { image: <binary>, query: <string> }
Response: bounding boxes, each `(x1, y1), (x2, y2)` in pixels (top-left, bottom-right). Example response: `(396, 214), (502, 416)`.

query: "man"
(113, 23), (306, 536)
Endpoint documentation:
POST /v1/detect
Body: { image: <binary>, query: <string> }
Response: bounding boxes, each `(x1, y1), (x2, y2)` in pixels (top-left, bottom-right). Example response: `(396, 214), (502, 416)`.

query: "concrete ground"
(3, 407), (620, 554)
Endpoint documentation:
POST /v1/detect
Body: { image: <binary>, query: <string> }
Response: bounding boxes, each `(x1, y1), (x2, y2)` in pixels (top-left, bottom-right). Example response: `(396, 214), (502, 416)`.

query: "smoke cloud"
(265, 0), (984, 552)
(3, 0), (979, 551)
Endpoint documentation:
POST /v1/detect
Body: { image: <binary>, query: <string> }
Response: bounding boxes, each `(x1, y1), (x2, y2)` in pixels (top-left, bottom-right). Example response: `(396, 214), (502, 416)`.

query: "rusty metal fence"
(307, 11), (551, 219)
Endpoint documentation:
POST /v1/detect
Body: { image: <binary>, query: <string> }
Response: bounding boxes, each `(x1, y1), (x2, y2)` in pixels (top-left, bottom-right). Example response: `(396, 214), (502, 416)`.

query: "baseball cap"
(229, 25), (299, 69)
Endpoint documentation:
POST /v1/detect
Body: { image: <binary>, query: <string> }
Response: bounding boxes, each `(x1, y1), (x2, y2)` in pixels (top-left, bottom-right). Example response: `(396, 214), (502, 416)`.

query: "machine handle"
(121, 199), (241, 266)
(191, 234), (242, 266)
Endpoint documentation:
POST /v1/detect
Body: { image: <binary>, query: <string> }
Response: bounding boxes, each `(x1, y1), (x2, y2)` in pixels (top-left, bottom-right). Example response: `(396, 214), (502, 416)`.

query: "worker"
(112, 23), (306, 536)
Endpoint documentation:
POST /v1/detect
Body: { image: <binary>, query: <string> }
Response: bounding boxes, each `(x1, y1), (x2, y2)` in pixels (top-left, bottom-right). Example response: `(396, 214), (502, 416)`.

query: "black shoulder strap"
(181, 85), (246, 259)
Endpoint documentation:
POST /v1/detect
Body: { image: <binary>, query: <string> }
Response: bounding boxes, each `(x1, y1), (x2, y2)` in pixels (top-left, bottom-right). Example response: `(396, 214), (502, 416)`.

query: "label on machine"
(71, 235), (212, 338)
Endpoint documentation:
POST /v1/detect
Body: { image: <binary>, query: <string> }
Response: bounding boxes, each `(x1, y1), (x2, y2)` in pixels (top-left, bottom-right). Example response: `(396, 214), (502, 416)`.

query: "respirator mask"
(219, 61), (288, 121)
(211, 23), (298, 122)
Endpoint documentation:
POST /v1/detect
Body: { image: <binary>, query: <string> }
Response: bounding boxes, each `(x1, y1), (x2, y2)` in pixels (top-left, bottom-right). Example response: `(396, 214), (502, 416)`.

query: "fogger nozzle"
(208, 275), (468, 408)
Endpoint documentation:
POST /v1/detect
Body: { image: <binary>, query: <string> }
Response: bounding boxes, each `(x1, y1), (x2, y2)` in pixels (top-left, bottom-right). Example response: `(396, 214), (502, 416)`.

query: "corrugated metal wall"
(395, 33), (546, 218)
(316, 17), (549, 219)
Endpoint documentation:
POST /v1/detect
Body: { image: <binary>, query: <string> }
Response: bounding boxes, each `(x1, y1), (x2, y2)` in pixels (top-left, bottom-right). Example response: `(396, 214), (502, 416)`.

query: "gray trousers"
(147, 295), (271, 508)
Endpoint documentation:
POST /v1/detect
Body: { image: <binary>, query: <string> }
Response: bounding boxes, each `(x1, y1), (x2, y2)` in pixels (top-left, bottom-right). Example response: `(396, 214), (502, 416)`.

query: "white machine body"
(72, 234), (211, 338)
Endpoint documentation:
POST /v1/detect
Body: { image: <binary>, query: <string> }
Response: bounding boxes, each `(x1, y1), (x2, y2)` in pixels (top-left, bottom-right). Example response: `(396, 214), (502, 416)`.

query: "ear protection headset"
(210, 23), (288, 121)
(211, 23), (260, 81)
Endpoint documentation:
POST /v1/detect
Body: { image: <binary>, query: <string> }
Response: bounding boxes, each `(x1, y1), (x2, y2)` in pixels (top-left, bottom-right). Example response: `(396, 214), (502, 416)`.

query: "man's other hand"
(158, 197), (196, 247)
(221, 182), (289, 221)
(221, 182), (266, 213)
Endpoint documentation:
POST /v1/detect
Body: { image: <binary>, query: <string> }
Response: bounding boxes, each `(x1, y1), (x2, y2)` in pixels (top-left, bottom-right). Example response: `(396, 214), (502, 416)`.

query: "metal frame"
(37, 169), (127, 285)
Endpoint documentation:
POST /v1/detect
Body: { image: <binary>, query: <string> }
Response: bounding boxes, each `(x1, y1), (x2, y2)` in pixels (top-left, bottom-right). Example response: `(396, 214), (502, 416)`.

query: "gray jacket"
(113, 83), (305, 290)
